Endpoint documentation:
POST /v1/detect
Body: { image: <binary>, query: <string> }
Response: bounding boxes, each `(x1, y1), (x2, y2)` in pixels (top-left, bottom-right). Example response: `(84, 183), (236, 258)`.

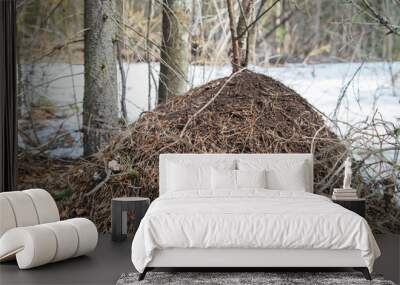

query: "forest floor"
(16, 154), (400, 234)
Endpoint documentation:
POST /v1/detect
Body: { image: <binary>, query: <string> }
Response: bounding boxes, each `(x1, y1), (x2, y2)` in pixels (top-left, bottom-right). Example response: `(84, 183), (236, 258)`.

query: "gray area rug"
(116, 272), (396, 285)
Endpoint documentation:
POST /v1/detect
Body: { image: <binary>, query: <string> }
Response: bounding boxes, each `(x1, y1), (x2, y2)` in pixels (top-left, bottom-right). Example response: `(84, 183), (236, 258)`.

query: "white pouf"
(0, 196), (17, 237)
(24, 188), (60, 224)
(65, 218), (98, 257)
(0, 189), (98, 269)
(1, 191), (41, 227)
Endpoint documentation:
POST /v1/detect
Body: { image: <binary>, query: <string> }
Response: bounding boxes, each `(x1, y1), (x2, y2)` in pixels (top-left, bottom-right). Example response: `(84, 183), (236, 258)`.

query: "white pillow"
(236, 169), (267, 189)
(167, 162), (211, 191)
(266, 165), (307, 192)
(211, 168), (236, 190)
(211, 168), (268, 190)
(238, 159), (309, 191)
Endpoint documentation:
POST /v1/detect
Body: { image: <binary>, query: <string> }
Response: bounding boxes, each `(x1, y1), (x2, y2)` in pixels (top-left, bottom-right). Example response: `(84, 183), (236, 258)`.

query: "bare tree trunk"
(246, 26), (257, 65)
(236, 0), (254, 66)
(191, 0), (203, 59)
(158, 0), (192, 104)
(275, 0), (283, 54)
(243, 1), (256, 66)
(83, 0), (119, 156)
(246, 0), (267, 65)
(116, 0), (127, 122)
(227, 0), (268, 70)
(281, 1), (291, 55)
(116, 41), (127, 122)
(226, 0), (241, 72)
(314, 0), (321, 48)
(146, 0), (154, 111)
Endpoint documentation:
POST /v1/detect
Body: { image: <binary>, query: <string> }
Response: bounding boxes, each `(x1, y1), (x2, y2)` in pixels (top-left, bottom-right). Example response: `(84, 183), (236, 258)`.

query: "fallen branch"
(85, 161), (112, 197)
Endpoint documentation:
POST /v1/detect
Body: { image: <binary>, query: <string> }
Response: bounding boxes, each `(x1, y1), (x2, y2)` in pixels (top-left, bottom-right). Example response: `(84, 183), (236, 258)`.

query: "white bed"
(131, 154), (380, 280)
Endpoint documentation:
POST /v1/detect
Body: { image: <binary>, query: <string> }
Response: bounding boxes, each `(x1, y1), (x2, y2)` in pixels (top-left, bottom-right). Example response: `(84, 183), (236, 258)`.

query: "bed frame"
(139, 154), (372, 281)
(139, 248), (370, 280)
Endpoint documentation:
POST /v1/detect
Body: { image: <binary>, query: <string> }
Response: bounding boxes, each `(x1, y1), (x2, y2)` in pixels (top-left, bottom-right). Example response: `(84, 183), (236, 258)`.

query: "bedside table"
(332, 198), (365, 218)
(111, 197), (150, 241)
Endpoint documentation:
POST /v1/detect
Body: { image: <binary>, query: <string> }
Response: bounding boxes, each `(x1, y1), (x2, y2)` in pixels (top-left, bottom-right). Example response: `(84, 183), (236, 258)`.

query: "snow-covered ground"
(19, 62), (400, 158)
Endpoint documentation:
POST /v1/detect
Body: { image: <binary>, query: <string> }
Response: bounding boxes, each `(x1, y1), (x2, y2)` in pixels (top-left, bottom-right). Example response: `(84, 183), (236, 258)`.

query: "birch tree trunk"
(83, 0), (118, 156)
(158, 0), (192, 104)
(237, 0), (254, 66)
(191, 0), (203, 59)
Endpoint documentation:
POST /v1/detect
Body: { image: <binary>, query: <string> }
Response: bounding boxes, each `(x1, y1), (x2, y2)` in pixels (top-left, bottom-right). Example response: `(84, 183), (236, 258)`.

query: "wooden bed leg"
(138, 268), (147, 281)
(354, 267), (371, 280)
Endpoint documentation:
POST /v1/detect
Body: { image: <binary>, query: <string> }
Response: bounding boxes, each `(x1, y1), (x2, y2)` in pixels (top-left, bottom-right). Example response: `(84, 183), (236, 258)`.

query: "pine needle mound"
(64, 70), (345, 232)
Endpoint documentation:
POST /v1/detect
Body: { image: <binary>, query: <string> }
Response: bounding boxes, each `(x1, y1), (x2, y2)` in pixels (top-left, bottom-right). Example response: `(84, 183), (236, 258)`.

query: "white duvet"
(131, 190), (380, 273)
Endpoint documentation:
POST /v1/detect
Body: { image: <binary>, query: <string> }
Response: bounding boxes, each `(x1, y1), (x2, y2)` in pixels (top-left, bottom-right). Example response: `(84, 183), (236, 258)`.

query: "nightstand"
(332, 198), (365, 218)
(111, 197), (150, 241)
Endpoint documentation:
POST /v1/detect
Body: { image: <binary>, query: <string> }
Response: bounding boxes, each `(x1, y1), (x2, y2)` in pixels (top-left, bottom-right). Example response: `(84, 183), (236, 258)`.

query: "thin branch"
(264, 10), (295, 39)
(237, 0), (280, 40)
(360, 0), (400, 35)
(34, 39), (84, 62)
(26, 72), (84, 92)
(333, 62), (365, 118)
(310, 125), (327, 154)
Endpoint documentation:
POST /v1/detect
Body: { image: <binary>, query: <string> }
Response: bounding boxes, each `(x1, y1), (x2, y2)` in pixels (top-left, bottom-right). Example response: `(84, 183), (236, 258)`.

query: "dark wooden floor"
(0, 234), (399, 285)
(0, 234), (134, 285)
(374, 234), (400, 284)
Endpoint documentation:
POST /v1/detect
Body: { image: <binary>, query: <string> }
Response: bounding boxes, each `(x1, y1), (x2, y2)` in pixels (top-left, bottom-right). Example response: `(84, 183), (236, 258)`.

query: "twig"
(85, 161), (112, 197)
(27, 72), (84, 91)
(310, 125), (326, 154)
(360, 0), (400, 35)
(34, 39), (84, 62)
(333, 62), (364, 118)
(264, 10), (295, 39)
(237, 0), (280, 40)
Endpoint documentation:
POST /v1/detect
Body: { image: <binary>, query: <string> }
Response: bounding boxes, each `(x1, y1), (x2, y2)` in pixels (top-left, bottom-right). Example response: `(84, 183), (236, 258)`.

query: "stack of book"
(332, 188), (358, 200)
